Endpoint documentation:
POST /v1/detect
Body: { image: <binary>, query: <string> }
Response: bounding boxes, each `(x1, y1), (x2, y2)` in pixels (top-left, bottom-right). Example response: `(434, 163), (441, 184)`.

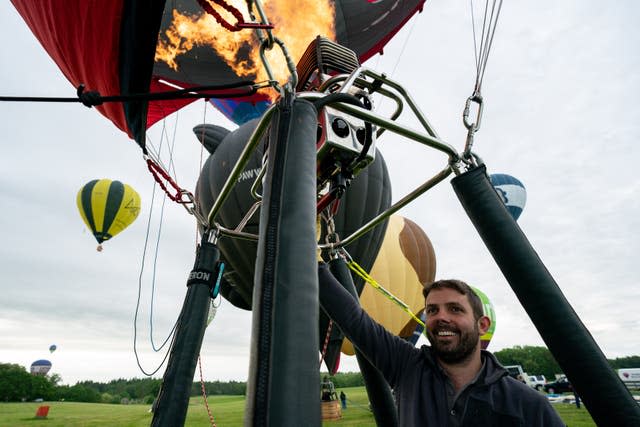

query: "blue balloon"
(209, 95), (271, 126)
(30, 359), (52, 375)
(489, 173), (527, 220)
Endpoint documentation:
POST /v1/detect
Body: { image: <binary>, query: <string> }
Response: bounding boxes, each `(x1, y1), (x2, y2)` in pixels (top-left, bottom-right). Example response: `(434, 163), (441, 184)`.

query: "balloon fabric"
(194, 120), (391, 310)
(11, 0), (426, 145)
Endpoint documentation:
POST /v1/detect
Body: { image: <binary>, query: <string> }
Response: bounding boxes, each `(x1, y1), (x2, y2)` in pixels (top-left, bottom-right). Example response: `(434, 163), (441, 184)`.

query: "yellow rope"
(347, 260), (425, 329)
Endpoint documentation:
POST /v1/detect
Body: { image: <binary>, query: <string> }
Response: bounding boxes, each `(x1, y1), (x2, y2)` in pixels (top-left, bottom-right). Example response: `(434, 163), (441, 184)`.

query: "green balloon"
(472, 286), (496, 349)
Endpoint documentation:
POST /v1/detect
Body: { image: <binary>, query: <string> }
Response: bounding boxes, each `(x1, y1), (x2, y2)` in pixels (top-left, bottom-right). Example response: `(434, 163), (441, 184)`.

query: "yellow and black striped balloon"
(76, 179), (141, 245)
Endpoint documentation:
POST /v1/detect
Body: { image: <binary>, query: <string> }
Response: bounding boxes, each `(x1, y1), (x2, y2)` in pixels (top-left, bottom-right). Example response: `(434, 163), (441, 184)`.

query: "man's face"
(424, 287), (489, 364)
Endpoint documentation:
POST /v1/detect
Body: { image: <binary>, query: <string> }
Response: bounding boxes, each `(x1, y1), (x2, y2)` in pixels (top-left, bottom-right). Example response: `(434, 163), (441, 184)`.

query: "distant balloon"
(209, 93), (272, 126)
(473, 286), (497, 350)
(76, 179), (141, 248)
(342, 215), (436, 355)
(49, 344), (57, 353)
(30, 359), (52, 376)
(489, 173), (526, 220)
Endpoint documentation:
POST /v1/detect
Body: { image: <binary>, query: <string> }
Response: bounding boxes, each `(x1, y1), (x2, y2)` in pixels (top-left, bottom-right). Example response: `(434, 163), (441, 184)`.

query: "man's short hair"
(422, 279), (484, 320)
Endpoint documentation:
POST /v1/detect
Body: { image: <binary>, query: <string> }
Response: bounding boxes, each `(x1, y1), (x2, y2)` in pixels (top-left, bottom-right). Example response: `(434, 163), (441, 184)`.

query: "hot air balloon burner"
(296, 36), (361, 93)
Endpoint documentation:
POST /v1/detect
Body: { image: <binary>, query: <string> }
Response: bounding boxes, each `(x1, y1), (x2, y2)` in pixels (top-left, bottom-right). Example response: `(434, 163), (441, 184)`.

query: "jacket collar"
(420, 345), (509, 385)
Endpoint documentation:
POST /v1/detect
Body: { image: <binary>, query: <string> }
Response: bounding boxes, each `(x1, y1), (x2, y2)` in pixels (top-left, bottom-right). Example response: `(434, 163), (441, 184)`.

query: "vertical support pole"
(245, 95), (321, 426)
(451, 165), (640, 427)
(152, 238), (220, 426)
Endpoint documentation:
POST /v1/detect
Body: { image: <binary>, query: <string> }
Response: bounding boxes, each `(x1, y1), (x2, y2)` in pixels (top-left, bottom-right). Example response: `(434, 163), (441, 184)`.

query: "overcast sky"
(1, 1), (638, 386)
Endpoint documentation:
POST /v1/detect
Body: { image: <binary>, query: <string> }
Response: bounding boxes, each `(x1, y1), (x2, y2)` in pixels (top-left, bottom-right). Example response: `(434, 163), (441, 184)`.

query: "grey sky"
(1, 1), (638, 385)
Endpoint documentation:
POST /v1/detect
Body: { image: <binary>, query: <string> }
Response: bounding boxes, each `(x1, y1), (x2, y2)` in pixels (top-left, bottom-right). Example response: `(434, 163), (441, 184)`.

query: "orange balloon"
(342, 215), (436, 355)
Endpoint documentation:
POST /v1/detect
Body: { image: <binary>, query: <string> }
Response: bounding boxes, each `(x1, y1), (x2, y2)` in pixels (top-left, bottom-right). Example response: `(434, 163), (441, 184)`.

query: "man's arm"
(318, 262), (418, 384)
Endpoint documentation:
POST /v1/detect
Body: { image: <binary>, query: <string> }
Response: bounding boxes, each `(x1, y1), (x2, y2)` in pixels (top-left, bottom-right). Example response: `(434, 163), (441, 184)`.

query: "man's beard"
(426, 322), (480, 364)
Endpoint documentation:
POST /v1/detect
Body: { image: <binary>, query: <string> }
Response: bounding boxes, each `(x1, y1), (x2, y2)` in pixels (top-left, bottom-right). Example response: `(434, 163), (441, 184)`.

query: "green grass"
(0, 387), (597, 426)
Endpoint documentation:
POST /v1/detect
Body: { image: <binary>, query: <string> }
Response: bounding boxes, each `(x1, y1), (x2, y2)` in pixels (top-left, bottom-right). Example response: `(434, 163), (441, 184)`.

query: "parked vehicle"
(503, 365), (546, 390)
(528, 375), (547, 391)
(543, 376), (573, 394)
(504, 365), (525, 379)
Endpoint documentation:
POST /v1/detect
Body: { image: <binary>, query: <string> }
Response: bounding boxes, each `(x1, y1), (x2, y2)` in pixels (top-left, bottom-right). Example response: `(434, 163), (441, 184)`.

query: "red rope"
(319, 320), (334, 367)
(199, 355), (217, 427)
(197, 0), (274, 31)
(146, 158), (192, 204)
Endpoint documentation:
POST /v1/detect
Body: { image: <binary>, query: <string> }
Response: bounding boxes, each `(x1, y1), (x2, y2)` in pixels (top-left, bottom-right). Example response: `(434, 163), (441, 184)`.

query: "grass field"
(0, 386), (597, 426)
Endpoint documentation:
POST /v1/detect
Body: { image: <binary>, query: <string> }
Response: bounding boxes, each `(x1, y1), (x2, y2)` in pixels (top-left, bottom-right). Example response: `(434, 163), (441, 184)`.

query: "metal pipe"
(318, 68), (440, 140)
(215, 223), (260, 242)
(297, 92), (457, 159)
(320, 165), (453, 249)
(206, 105), (276, 226)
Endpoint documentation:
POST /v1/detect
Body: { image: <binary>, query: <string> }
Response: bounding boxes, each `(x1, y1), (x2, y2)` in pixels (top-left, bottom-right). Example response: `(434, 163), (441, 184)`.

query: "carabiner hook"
(463, 93), (484, 132)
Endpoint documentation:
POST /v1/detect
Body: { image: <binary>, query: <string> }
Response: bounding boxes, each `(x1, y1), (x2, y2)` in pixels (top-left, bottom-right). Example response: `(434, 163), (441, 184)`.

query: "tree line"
(493, 346), (640, 379)
(0, 363), (364, 403)
(2, 347), (637, 403)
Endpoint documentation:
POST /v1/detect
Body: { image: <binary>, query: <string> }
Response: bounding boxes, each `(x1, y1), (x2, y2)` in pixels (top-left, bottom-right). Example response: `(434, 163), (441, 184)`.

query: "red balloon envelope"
(11, 0), (425, 143)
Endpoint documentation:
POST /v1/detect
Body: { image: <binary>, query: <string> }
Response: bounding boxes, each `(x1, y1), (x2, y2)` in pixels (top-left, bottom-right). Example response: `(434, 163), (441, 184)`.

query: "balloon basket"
(321, 400), (342, 420)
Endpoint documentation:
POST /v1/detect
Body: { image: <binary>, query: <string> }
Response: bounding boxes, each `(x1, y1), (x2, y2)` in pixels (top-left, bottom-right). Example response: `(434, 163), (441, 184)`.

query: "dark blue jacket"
(318, 263), (565, 427)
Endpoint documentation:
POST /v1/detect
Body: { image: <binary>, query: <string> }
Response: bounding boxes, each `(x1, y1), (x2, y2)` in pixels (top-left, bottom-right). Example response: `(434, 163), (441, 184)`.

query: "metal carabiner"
(180, 190), (209, 229)
(461, 92), (484, 167)
(463, 93), (484, 132)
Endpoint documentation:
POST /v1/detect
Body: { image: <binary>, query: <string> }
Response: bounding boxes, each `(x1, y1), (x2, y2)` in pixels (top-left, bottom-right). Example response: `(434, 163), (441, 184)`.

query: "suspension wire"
(147, 112), (182, 352)
(148, 194), (173, 351)
(133, 142), (168, 374)
(197, 100), (208, 235)
(463, 0), (504, 164)
(132, 112), (183, 373)
(133, 179), (177, 375)
(389, 14), (420, 79)
(374, 12), (420, 114)
(471, 0), (504, 94)
(199, 101), (208, 180)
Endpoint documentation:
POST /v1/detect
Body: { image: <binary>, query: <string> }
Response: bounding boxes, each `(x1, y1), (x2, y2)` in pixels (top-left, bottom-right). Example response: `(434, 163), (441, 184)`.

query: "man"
(318, 262), (565, 426)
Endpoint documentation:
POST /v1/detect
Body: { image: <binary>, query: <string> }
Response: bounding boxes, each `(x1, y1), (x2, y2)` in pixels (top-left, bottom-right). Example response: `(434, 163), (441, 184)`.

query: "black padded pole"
(328, 258), (399, 427)
(151, 238), (220, 427)
(245, 95), (321, 426)
(452, 165), (640, 427)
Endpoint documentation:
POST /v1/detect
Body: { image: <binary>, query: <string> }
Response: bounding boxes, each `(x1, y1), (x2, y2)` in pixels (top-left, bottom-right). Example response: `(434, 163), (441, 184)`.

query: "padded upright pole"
(328, 258), (399, 427)
(245, 96), (320, 426)
(152, 239), (220, 427)
(452, 165), (640, 427)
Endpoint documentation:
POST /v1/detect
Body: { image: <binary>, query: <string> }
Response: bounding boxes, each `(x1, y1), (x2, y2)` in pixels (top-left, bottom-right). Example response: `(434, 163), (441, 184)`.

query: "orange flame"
(155, 0), (336, 86)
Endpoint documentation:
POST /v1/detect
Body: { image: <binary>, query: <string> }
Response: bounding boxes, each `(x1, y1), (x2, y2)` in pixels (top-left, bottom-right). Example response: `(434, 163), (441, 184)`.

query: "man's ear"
(478, 315), (491, 335)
